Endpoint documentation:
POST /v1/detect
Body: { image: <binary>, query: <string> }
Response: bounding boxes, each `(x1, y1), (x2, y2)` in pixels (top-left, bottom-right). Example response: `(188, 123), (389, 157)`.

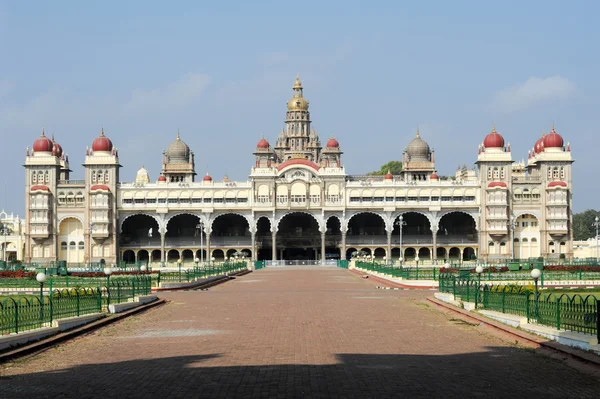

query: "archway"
(58, 217), (85, 264)
(346, 247), (358, 260)
(360, 248), (372, 256)
(463, 247), (475, 261)
(226, 249), (237, 259)
(514, 214), (540, 258)
(151, 250), (161, 262)
(122, 250), (135, 264)
(437, 212), (477, 246)
(182, 249), (194, 261)
(121, 214), (160, 249)
(347, 213), (386, 250)
(166, 214), (201, 248)
(392, 213), (432, 250)
(137, 250), (149, 263)
(418, 247), (431, 260)
(448, 247), (460, 260)
(256, 217), (272, 261)
(195, 249), (208, 260)
(211, 214), (251, 251)
(325, 217), (342, 260)
(167, 250), (180, 262)
(404, 247), (416, 260)
(436, 247), (446, 261)
(277, 213), (320, 260)
(212, 249), (225, 262)
(374, 247), (386, 260)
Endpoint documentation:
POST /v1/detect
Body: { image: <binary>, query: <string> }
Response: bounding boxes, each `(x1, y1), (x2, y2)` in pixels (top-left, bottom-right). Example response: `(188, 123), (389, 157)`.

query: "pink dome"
(483, 127), (505, 148)
(33, 130), (53, 152)
(92, 129), (113, 152)
(158, 175), (167, 182)
(203, 173), (213, 182)
(543, 126), (564, 149)
(326, 138), (340, 148)
(257, 138), (270, 149)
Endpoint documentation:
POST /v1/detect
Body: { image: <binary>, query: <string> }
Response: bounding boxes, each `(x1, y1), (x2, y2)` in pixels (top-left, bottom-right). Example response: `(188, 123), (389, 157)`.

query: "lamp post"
(395, 215), (406, 266)
(508, 216), (517, 261)
(36, 272), (47, 321)
(475, 265), (483, 308)
(104, 264), (113, 306)
(195, 257), (199, 269)
(140, 264), (147, 274)
(593, 216), (600, 264)
(531, 268), (541, 319)
(177, 258), (182, 281)
(0, 223), (10, 263)
(88, 222), (96, 269)
(196, 222), (204, 265)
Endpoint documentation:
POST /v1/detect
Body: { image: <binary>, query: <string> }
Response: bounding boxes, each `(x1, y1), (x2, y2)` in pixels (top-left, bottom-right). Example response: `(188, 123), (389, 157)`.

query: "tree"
(572, 209), (600, 241)
(367, 161), (403, 176)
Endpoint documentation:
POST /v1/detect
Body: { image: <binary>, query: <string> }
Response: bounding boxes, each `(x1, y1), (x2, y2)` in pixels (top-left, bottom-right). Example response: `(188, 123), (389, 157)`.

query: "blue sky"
(0, 0), (598, 215)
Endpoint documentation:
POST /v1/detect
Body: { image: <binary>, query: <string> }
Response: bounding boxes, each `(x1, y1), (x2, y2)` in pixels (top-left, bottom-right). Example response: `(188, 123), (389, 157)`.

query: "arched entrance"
(137, 250), (149, 263)
(123, 250), (135, 264)
(346, 247), (358, 260)
(256, 217), (272, 261)
(325, 216), (342, 260)
(513, 214), (540, 258)
(392, 213), (431, 261)
(277, 213), (320, 260)
(463, 247), (475, 261)
(121, 214), (160, 262)
(212, 249), (225, 262)
(437, 212), (477, 246)
(211, 214), (251, 256)
(374, 247), (386, 260)
(58, 218), (85, 264)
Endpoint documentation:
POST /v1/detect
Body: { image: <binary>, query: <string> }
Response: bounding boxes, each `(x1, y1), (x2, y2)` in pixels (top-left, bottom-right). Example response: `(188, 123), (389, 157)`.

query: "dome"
(92, 128), (113, 152)
(33, 129), (53, 153)
(203, 173), (213, 182)
(158, 175), (167, 182)
(165, 132), (190, 164)
(257, 137), (270, 149)
(326, 137), (340, 148)
(384, 170), (393, 180)
(406, 129), (430, 161)
(534, 133), (545, 153)
(483, 126), (505, 148)
(51, 134), (63, 157)
(277, 158), (320, 172)
(136, 165), (150, 185)
(430, 173), (439, 180)
(287, 76), (309, 111)
(543, 126), (564, 149)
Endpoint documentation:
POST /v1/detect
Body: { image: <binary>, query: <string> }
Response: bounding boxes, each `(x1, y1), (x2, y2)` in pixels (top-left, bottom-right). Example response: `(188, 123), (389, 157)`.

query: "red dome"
(534, 134), (545, 153)
(483, 127), (505, 148)
(203, 173), (213, 182)
(326, 138), (340, 148)
(92, 129), (113, 152)
(384, 172), (393, 180)
(277, 158), (320, 172)
(30, 185), (50, 192)
(257, 138), (270, 149)
(53, 141), (63, 157)
(33, 130), (53, 152)
(430, 173), (439, 180)
(90, 184), (110, 191)
(488, 181), (507, 188)
(543, 127), (564, 149)
(158, 175), (167, 182)
(548, 181), (567, 188)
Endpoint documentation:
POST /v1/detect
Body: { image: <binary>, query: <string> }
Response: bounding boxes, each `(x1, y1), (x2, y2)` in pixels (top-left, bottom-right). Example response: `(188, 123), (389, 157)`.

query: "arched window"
(522, 238), (528, 243)
(560, 241), (566, 246)
(500, 241), (506, 247)
(487, 169), (493, 179)
(78, 241), (84, 250)
(105, 170), (109, 183)
(513, 238), (519, 243)
(45, 171), (49, 183)
(553, 167), (559, 178)
(32, 171), (37, 183)
(549, 241), (554, 246)
(531, 238), (537, 242)
(92, 171), (97, 183)
(560, 167), (565, 179)
(61, 241), (67, 250)
(488, 241), (494, 247)
(69, 241), (76, 250)
(493, 167), (499, 179)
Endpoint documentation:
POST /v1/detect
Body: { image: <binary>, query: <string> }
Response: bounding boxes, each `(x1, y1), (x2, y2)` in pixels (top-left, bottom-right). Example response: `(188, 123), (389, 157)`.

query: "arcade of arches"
(119, 211), (478, 263)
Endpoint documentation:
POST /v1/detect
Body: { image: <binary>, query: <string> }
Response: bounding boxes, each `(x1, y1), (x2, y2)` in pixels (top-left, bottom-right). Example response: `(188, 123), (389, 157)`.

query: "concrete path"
(1, 268), (600, 398)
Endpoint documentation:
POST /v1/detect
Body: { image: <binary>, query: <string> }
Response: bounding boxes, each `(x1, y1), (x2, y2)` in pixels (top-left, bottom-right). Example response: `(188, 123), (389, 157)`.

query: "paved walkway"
(2, 268), (600, 398)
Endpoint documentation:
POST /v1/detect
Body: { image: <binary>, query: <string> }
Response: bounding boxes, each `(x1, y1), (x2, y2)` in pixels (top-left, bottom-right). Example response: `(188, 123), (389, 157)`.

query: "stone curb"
(0, 298), (167, 364)
(153, 269), (252, 292)
(348, 269), (435, 290)
(426, 297), (600, 367)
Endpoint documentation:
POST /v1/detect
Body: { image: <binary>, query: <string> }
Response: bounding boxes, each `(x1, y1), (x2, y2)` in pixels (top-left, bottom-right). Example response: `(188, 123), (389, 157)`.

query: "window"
(488, 241), (494, 247)
(134, 199), (145, 204)
(203, 198), (212, 203)
(158, 198), (166, 204)
(560, 168), (565, 179)
(373, 197), (384, 202)
(167, 198), (178, 204)
(407, 196), (418, 201)
(78, 241), (84, 250)
(45, 171), (49, 183)
(465, 196), (476, 201)
(431, 196), (439, 201)
(69, 241), (76, 250)
(418, 197), (430, 202)
(225, 198), (236, 203)
(123, 198), (133, 204)
(213, 198), (224, 203)
(105, 171), (109, 183)
(92, 171), (97, 183)
(192, 198), (202, 204)
(452, 196), (463, 202)
(362, 197), (373, 202)
(522, 238), (528, 243)
(514, 238), (519, 242)
(500, 242), (506, 247)
(385, 197), (394, 202)
(61, 242), (67, 250)
(350, 197), (360, 203)
(147, 198), (157, 204)
(179, 198), (190, 204)
(32, 171), (37, 183)
(441, 196), (451, 201)
(531, 238), (537, 242)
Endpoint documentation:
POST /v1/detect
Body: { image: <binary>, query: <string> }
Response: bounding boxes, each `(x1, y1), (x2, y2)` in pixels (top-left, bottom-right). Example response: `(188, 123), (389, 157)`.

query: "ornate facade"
(23, 76), (574, 265)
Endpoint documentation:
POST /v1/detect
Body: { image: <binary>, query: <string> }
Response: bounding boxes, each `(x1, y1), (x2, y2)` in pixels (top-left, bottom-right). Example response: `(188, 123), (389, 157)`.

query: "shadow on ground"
(1, 347), (599, 398)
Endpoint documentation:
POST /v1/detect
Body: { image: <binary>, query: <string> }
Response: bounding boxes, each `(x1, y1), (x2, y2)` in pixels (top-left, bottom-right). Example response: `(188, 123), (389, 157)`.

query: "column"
(432, 227), (438, 263)
(321, 231), (326, 262)
(271, 229), (277, 261)
(459, 248), (463, 264)
(341, 229), (347, 261)
(251, 232), (256, 262)
(160, 230), (166, 264)
(206, 233), (211, 261)
(386, 230), (392, 262)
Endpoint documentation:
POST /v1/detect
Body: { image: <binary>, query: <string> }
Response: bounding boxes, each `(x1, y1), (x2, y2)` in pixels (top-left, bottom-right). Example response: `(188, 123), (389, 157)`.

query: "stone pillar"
(432, 227), (438, 263)
(206, 233), (211, 261)
(271, 230), (277, 261)
(341, 230), (347, 261)
(321, 231), (326, 262)
(251, 232), (256, 262)
(160, 230), (166, 264)
(386, 230), (392, 262)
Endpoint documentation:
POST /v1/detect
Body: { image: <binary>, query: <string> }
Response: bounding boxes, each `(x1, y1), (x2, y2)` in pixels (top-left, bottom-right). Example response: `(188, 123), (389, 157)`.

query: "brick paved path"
(2, 268), (600, 398)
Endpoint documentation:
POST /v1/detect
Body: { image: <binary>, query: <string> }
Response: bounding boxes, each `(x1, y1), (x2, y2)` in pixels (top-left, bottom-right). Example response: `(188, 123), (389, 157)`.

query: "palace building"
(23, 76), (574, 265)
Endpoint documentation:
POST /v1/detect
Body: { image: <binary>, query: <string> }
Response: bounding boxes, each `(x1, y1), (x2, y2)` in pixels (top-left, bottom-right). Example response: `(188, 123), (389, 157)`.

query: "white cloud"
(489, 76), (575, 113)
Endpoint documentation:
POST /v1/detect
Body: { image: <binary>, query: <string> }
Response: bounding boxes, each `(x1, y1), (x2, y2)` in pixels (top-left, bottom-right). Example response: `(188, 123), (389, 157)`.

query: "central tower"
(275, 76), (322, 162)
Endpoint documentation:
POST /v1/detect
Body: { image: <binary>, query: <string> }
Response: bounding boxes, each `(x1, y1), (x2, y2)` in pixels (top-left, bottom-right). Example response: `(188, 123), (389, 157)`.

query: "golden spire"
(293, 74), (302, 90)
(416, 127), (420, 138)
(177, 129), (180, 140)
(551, 121), (555, 133)
(492, 122), (496, 133)
(100, 127), (105, 137)
(41, 128), (45, 137)
(51, 132), (55, 141)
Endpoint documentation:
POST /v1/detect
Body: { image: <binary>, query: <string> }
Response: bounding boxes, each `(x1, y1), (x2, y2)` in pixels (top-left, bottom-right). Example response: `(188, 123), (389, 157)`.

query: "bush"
(0, 270), (35, 278)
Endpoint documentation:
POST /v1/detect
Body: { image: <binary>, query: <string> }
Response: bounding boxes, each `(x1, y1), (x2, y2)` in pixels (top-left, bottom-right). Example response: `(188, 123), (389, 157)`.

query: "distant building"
(0, 210), (25, 262)
(22, 76), (574, 265)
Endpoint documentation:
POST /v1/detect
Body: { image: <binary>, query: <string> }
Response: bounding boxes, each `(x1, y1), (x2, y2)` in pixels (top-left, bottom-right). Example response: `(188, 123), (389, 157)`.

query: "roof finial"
(100, 127), (105, 137)
(492, 122), (496, 133)
(177, 129), (180, 140)
(41, 128), (45, 137)
(551, 121), (555, 132)
(416, 126), (420, 138)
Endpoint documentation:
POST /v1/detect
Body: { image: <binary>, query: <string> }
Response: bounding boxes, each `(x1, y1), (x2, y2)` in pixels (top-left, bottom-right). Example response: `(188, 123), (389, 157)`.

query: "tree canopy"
(573, 209), (600, 241)
(367, 161), (403, 176)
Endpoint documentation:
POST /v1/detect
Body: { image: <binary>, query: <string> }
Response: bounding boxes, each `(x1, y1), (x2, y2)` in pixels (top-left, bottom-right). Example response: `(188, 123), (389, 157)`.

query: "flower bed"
(0, 270), (36, 279)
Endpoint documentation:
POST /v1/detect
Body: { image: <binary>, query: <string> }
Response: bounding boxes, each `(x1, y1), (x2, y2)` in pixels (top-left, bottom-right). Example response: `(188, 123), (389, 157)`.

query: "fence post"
(579, 269), (583, 281)
(556, 298), (561, 330)
(502, 289), (506, 313)
(76, 289), (80, 317)
(14, 303), (18, 334)
(597, 302), (600, 343)
(541, 271), (545, 288)
(526, 293), (530, 322)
